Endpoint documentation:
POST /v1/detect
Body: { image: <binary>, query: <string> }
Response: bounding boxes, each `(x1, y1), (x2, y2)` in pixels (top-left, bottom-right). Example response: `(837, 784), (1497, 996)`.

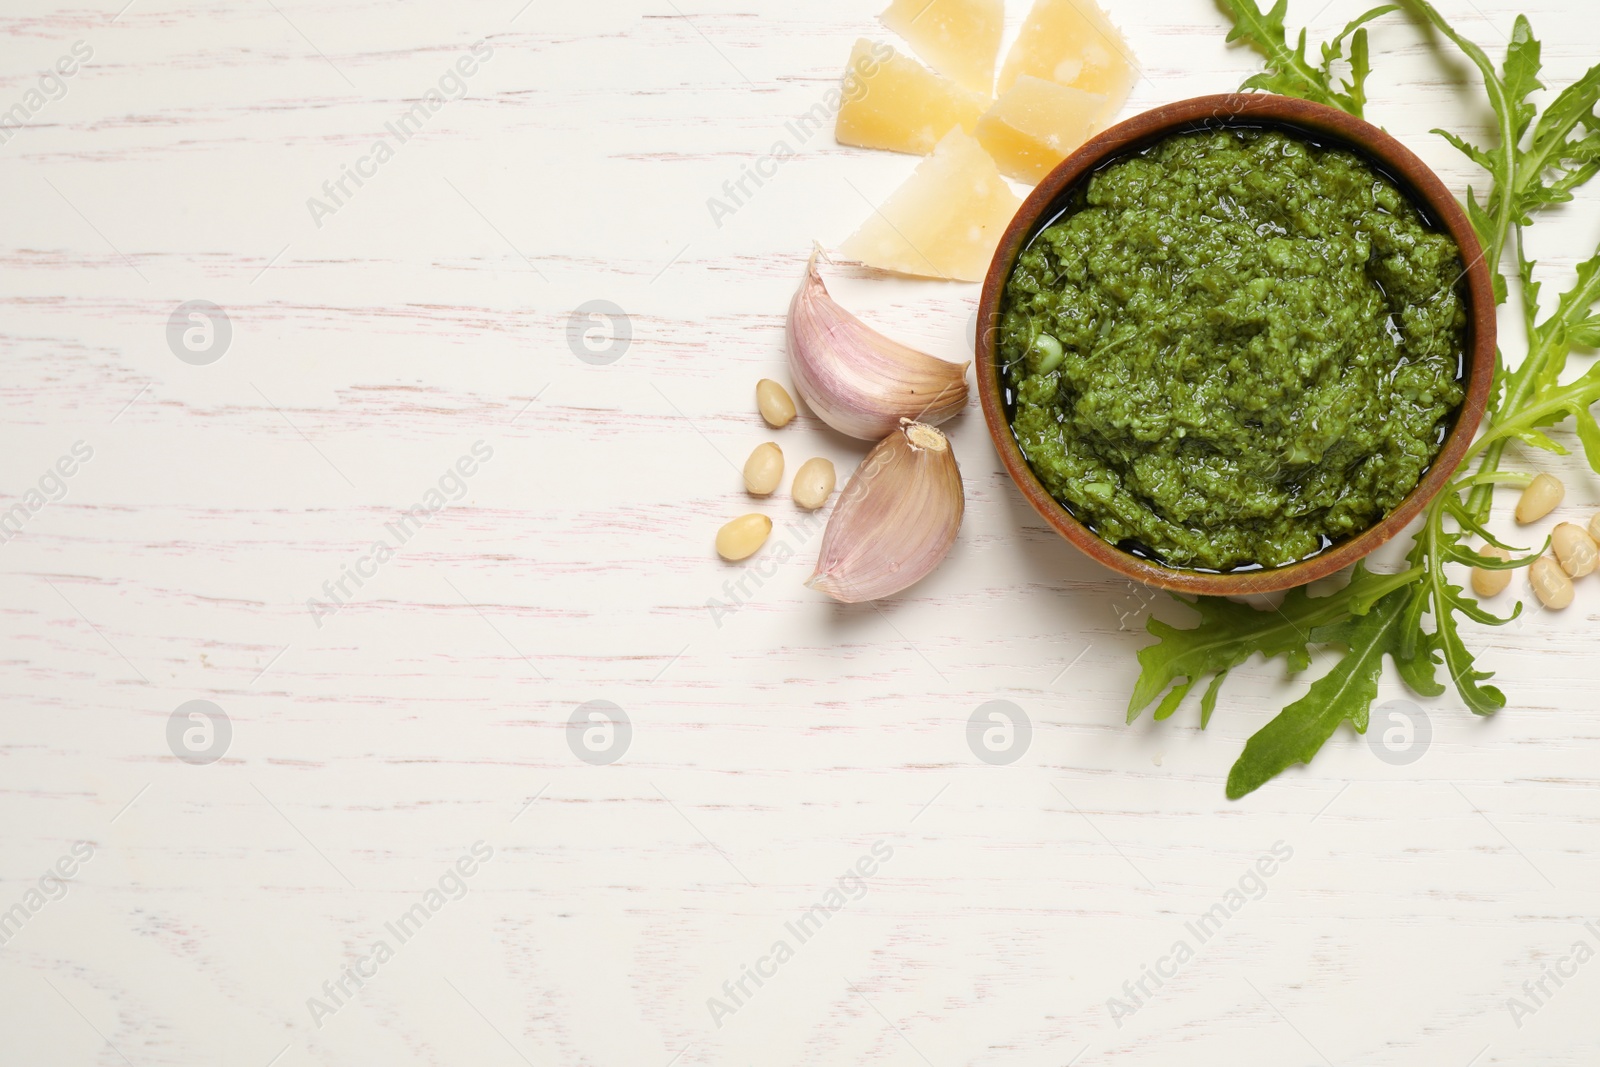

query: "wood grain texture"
(1, 0), (1599, 1065)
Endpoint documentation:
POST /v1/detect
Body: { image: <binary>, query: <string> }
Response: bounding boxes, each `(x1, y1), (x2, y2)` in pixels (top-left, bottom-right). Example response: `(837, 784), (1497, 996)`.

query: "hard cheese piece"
(840, 127), (1022, 281)
(997, 0), (1136, 125)
(879, 0), (1004, 96)
(836, 39), (988, 156)
(976, 76), (1106, 183)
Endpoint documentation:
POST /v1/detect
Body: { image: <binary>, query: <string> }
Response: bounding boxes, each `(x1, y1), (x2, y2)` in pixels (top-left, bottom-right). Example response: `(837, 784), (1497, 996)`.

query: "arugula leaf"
(1128, 565), (1420, 726)
(1533, 252), (1600, 393)
(1226, 588), (1414, 799)
(1405, 525), (1513, 717)
(1324, 6), (1395, 118)
(1499, 15), (1543, 143)
(1217, 0), (1396, 117)
(1513, 63), (1600, 220)
(1471, 248), (1600, 517)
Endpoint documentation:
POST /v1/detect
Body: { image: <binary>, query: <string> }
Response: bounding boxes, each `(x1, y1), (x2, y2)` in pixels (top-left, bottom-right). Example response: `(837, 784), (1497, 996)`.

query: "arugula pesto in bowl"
(998, 125), (1468, 572)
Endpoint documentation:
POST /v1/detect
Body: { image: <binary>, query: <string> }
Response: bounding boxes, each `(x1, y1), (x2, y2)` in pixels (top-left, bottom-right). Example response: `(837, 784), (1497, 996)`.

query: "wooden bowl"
(975, 93), (1496, 596)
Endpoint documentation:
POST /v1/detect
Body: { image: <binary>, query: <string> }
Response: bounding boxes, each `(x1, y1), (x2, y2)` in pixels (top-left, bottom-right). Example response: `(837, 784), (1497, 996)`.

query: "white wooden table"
(3, 0), (1599, 1063)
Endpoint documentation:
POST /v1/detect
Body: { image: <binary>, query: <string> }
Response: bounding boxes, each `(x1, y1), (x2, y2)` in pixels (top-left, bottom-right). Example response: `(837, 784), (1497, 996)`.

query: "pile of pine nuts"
(714, 380), (839, 561)
(1473, 471), (1600, 610)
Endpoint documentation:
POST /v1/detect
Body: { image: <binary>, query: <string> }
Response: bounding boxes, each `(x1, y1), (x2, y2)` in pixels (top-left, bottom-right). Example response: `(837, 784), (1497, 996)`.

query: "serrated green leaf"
(1436, 129), (1495, 171)
(1517, 62), (1600, 220)
(1218, 0), (1332, 104)
(1216, 0), (1396, 116)
(1225, 589), (1412, 799)
(1127, 564), (1418, 725)
(1500, 14), (1543, 140)
(1326, 7), (1397, 116)
(1433, 602), (1508, 716)
(1533, 251), (1600, 394)
(1412, 526), (1515, 712)
(1526, 64), (1600, 155)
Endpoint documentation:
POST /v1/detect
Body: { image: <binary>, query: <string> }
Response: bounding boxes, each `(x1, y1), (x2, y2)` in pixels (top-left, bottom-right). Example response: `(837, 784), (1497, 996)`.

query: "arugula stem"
(1466, 226), (1539, 520)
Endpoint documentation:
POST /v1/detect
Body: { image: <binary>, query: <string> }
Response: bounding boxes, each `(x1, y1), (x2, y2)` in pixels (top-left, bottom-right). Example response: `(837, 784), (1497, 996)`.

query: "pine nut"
(1552, 522), (1598, 578)
(1515, 472), (1564, 523)
(1470, 545), (1512, 597)
(716, 514), (772, 560)
(1588, 510), (1600, 544)
(1530, 556), (1574, 609)
(743, 442), (784, 496)
(791, 457), (837, 510)
(756, 379), (796, 428)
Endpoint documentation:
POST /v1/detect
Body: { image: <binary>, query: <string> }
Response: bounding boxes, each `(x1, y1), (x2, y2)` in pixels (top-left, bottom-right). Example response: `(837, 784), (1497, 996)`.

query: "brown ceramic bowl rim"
(975, 93), (1496, 596)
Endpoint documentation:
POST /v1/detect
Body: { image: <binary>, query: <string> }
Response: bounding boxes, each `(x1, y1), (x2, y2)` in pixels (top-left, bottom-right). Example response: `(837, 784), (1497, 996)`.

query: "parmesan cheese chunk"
(836, 39), (988, 156)
(879, 0), (1004, 96)
(976, 76), (1106, 183)
(840, 127), (1022, 281)
(997, 0), (1137, 126)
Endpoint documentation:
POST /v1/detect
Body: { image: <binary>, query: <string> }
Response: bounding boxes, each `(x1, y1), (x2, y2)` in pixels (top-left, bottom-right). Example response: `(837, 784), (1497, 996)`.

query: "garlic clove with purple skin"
(808, 419), (964, 603)
(787, 251), (970, 440)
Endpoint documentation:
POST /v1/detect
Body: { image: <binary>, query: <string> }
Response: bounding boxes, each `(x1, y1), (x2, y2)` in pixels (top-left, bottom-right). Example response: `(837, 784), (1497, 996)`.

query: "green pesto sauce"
(1000, 126), (1467, 571)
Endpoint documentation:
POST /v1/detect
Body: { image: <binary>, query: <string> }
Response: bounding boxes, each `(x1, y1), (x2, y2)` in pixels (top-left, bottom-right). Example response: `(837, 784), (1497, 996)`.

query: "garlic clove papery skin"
(787, 253), (970, 441)
(808, 420), (964, 603)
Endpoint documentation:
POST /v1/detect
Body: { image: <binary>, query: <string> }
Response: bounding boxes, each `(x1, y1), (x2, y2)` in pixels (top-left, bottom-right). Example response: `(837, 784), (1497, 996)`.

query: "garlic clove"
(808, 419), (964, 603)
(787, 251), (970, 441)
